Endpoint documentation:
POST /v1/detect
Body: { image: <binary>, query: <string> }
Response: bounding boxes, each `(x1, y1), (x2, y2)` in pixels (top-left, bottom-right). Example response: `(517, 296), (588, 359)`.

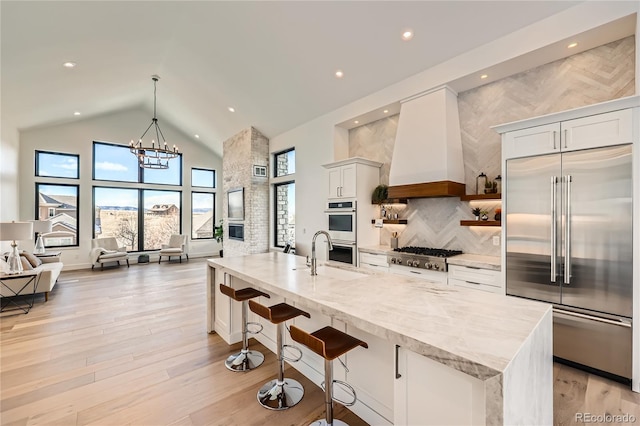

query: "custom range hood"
(388, 86), (466, 199)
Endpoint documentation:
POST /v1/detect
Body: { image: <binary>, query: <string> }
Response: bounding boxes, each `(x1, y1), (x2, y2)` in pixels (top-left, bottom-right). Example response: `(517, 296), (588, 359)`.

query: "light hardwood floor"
(1, 258), (638, 425)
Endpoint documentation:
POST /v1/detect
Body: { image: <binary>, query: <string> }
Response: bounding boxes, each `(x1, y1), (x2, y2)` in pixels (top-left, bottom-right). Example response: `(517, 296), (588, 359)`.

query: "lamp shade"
(31, 220), (52, 234)
(0, 221), (34, 241)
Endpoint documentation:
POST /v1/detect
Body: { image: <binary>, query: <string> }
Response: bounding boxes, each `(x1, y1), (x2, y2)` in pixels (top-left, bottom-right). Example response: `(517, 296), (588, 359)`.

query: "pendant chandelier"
(129, 75), (179, 169)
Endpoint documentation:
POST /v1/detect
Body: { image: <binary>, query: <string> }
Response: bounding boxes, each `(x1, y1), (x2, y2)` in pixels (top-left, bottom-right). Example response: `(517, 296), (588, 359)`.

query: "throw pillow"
(21, 251), (42, 268)
(20, 256), (34, 270)
(0, 258), (9, 273)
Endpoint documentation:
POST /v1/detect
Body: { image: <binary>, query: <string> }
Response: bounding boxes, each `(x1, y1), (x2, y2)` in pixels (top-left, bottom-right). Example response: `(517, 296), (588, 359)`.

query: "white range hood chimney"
(388, 86), (466, 198)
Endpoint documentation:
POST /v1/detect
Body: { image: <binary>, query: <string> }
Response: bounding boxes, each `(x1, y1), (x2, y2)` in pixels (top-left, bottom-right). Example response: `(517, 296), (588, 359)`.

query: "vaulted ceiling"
(0, 1), (600, 156)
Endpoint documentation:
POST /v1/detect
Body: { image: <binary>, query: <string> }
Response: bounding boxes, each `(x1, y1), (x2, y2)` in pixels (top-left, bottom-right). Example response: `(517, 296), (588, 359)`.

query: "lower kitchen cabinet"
(448, 264), (502, 294)
(345, 325), (395, 425)
(394, 347), (486, 425)
(359, 251), (389, 273)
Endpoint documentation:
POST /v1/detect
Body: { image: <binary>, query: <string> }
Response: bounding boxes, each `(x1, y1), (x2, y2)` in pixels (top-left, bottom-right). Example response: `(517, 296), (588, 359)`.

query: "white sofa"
(1, 254), (63, 302)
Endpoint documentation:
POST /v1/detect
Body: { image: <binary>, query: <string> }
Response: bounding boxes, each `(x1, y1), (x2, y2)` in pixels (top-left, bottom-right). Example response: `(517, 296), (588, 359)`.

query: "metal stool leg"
(308, 359), (349, 426)
(225, 300), (264, 372)
(257, 322), (304, 410)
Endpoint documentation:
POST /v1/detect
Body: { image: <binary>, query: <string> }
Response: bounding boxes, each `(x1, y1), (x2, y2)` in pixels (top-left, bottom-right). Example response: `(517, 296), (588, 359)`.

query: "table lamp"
(30, 220), (52, 254)
(0, 221), (33, 274)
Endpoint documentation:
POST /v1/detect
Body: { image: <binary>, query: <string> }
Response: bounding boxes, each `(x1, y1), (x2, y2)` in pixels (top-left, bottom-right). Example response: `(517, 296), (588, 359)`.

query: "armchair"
(90, 237), (129, 270)
(159, 234), (188, 264)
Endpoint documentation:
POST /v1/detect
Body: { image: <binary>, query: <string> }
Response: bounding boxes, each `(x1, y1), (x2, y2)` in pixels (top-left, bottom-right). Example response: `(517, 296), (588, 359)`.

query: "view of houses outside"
(36, 184), (78, 247)
(192, 192), (214, 239)
(94, 188), (180, 251)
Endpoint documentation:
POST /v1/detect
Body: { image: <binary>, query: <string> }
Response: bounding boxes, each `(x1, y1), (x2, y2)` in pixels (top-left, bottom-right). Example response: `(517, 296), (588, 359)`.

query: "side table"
(1, 271), (40, 314)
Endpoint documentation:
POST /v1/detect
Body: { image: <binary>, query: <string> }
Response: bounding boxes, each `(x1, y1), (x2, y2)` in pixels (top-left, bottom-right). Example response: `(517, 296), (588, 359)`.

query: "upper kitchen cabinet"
(323, 157), (381, 200)
(500, 102), (636, 160)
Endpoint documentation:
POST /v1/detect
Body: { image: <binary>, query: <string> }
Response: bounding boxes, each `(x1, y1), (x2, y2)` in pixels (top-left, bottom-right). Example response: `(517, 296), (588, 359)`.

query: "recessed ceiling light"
(383, 110), (389, 114)
(228, 107), (235, 113)
(194, 134), (200, 139)
(401, 30), (414, 41)
(567, 42), (578, 49)
(480, 74), (488, 79)
(354, 120), (359, 124)
(335, 70), (344, 79)
(63, 62), (77, 68)
(73, 111), (81, 116)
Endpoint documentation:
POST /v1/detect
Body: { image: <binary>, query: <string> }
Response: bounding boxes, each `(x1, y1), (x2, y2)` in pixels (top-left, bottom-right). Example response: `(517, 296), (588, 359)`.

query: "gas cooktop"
(388, 246), (463, 271)
(392, 247), (463, 258)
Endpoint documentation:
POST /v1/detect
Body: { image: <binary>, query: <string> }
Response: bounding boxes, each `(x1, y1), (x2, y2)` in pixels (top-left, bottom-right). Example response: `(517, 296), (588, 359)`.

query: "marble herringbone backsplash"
(350, 36), (634, 257)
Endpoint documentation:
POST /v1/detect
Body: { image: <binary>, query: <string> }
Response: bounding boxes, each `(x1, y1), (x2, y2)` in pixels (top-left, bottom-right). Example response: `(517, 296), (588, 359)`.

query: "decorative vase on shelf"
(481, 213), (489, 221)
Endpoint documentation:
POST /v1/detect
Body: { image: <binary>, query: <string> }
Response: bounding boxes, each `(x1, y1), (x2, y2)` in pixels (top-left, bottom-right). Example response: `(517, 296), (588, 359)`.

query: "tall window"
(36, 151), (79, 179)
(273, 148), (295, 248)
(192, 192), (215, 239)
(93, 187), (181, 251)
(36, 183), (79, 247)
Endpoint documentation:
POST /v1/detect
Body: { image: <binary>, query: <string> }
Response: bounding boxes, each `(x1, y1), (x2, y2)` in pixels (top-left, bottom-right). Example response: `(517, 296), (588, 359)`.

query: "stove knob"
(426, 263), (433, 269)
(406, 259), (413, 266)
(412, 260), (420, 267)
(433, 264), (440, 271)
(390, 258), (395, 264)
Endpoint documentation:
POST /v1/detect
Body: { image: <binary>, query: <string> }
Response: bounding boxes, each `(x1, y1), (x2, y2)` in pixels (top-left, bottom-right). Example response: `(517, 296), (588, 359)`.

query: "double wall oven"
(325, 200), (357, 266)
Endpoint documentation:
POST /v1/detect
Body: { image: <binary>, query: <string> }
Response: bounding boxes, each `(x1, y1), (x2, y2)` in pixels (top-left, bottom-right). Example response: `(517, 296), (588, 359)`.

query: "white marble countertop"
(208, 252), (549, 381)
(358, 245), (393, 255)
(447, 253), (501, 270)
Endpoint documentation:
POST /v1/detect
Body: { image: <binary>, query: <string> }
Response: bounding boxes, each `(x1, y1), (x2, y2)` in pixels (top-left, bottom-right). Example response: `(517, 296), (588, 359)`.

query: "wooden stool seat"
(249, 301), (311, 324)
(219, 284), (270, 302)
(290, 325), (368, 360)
(290, 325), (368, 426)
(219, 283), (270, 372)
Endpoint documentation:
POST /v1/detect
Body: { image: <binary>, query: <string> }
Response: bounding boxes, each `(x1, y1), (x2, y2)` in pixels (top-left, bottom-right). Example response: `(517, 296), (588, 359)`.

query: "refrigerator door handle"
(564, 175), (572, 285)
(550, 176), (557, 282)
(554, 308), (632, 328)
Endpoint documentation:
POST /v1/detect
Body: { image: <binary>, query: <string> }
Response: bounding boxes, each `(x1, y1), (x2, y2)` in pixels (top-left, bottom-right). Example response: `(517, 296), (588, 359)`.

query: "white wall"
(269, 2), (639, 257)
(0, 125), (20, 253)
(18, 107), (222, 269)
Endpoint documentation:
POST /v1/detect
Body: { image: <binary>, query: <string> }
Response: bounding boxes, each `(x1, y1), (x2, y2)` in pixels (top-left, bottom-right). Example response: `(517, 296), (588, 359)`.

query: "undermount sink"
(292, 264), (368, 281)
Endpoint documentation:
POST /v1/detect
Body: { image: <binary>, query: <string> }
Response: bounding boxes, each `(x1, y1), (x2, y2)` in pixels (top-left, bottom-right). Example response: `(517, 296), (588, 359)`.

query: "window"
(93, 187), (182, 251)
(192, 192), (215, 239)
(35, 151), (79, 179)
(274, 148), (295, 177)
(274, 181), (295, 247)
(93, 141), (182, 185)
(36, 183), (79, 248)
(192, 168), (215, 188)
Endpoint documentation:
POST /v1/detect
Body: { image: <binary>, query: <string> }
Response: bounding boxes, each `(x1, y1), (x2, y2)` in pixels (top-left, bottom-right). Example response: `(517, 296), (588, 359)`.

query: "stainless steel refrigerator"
(505, 143), (633, 380)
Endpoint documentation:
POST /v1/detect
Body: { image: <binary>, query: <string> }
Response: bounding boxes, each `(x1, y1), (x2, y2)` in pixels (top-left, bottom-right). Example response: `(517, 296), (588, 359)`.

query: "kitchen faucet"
(311, 230), (333, 276)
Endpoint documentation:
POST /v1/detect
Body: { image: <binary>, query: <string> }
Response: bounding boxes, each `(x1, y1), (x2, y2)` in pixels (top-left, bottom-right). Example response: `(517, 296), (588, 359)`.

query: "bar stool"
(248, 300), (311, 410)
(219, 283), (270, 372)
(290, 325), (368, 426)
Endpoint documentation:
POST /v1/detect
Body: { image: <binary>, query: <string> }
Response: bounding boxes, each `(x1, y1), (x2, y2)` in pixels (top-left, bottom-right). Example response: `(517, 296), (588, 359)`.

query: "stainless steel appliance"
(506, 144), (633, 381)
(325, 200), (358, 266)
(325, 200), (356, 242)
(388, 247), (462, 285)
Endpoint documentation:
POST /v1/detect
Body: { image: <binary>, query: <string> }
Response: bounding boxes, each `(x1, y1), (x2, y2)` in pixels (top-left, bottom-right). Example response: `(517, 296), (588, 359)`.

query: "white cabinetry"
(394, 347), (485, 425)
(323, 157), (381, 200)
(359, 251), (389, 273)
(345, 325), (394, 425)
(448, 265), (502, 294)
(504, 109), (633, 160)
(327, 163), (357, 198)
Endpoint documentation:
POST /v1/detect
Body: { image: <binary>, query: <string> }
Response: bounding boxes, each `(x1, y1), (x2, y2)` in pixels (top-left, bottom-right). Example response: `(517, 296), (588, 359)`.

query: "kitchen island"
(207, 252), (552, 425)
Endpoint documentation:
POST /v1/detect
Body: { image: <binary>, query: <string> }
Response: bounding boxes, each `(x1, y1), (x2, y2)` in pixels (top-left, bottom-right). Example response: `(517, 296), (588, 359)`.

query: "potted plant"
(481, 210), (490, 221)
(372, 184), (389, 218)
(484, 180), (496, 194)
(471, 207), (482, 221)
(214, 219), (224, 257)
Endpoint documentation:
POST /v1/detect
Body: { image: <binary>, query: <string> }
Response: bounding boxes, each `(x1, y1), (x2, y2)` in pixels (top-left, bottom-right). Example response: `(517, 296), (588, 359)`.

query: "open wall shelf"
(372, 219), (408, 225)
(460, 220), (501, 227)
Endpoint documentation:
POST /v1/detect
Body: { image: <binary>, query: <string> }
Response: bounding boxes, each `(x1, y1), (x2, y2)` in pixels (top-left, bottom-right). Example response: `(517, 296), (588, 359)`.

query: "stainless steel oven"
(325, 200), (356, 242)
(328, 240), (357, 266)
